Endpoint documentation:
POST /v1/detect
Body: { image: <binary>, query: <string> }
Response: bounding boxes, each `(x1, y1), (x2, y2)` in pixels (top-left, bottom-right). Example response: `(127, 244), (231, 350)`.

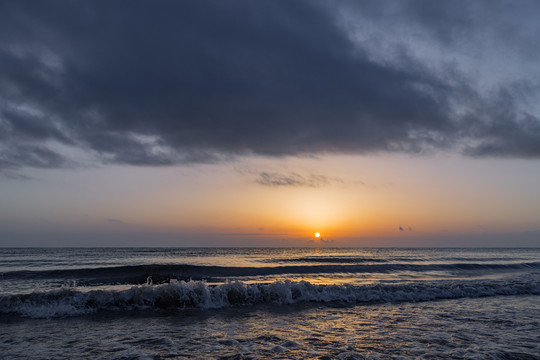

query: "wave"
(1, 277), (538, 319)
(262, 257), (390, 264)
(2, 262), (539, 285)
(263, 256), (530, 264)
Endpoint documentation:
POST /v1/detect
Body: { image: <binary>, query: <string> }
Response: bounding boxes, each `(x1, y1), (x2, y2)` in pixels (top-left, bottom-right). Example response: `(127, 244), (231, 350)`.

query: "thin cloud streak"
(255, 172), (331, 188)
(106, 218), (124, 224)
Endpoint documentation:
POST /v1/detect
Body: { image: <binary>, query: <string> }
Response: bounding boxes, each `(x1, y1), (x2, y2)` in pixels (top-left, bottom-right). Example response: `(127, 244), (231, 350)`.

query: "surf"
(2, 275), (538, 319)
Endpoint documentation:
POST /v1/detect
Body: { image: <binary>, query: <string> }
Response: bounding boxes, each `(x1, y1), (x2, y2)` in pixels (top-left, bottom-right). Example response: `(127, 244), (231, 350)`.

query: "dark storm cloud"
(0, 0), (538, 171)
(0, 144), (69, 169)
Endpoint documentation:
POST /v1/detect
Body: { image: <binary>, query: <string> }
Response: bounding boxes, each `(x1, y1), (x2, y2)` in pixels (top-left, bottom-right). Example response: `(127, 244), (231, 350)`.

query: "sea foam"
(1, 276), (538, 318)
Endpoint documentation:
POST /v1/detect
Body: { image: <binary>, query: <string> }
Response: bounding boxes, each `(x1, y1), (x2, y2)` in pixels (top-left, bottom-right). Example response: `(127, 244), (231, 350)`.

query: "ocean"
(0, 247), (539, 359)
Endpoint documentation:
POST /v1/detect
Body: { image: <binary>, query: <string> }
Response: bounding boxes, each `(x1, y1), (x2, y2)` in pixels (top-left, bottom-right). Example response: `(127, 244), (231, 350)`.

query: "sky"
(0, 0), (539, 247)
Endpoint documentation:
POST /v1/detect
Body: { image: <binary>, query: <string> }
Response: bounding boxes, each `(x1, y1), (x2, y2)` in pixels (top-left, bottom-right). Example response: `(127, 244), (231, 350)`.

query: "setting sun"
(315, 232), (321, 238)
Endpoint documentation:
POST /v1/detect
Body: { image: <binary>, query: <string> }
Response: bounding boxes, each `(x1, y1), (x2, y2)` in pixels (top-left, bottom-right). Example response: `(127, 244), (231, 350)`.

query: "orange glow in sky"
(1, 154), (540, 247)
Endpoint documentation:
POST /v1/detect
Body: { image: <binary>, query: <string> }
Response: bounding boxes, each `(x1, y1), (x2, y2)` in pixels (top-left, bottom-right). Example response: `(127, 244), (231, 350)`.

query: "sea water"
(0, 248), (538, 359)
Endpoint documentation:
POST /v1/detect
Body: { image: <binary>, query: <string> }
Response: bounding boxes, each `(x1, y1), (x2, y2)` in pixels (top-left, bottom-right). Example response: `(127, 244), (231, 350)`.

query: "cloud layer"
(1, 0), (539, 170)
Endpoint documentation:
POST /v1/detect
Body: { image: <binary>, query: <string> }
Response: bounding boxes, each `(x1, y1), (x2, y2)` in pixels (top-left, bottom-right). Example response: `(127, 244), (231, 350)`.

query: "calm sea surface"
(1, 247), (539, 359)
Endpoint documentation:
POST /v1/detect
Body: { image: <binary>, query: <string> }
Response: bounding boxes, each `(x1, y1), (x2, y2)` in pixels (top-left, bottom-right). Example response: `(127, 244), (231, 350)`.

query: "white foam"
(1, 275), (538, 318)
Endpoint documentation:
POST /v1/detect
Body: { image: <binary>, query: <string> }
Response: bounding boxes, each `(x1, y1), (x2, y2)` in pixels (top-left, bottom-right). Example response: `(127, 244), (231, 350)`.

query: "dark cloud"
(0, 144), (69, 169)
(0, 0), (538, 171)
(255, 172), (330, 188)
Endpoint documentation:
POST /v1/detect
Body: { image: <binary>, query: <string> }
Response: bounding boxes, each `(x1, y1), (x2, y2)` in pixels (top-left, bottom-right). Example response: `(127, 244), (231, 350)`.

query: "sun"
(314, 232), (320, 238)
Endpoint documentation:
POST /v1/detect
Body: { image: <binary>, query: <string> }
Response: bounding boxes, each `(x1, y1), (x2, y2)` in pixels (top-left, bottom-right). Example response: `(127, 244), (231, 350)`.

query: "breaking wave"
(1, 276), (538, 319)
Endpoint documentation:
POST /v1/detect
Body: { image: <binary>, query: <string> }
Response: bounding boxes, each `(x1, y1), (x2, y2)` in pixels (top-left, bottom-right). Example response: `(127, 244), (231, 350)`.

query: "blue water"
(0, 248), (539, 359)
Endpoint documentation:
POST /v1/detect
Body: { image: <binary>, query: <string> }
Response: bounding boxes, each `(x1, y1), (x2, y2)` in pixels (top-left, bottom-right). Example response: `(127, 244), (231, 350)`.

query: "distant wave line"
(2, 262), (539, 284)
